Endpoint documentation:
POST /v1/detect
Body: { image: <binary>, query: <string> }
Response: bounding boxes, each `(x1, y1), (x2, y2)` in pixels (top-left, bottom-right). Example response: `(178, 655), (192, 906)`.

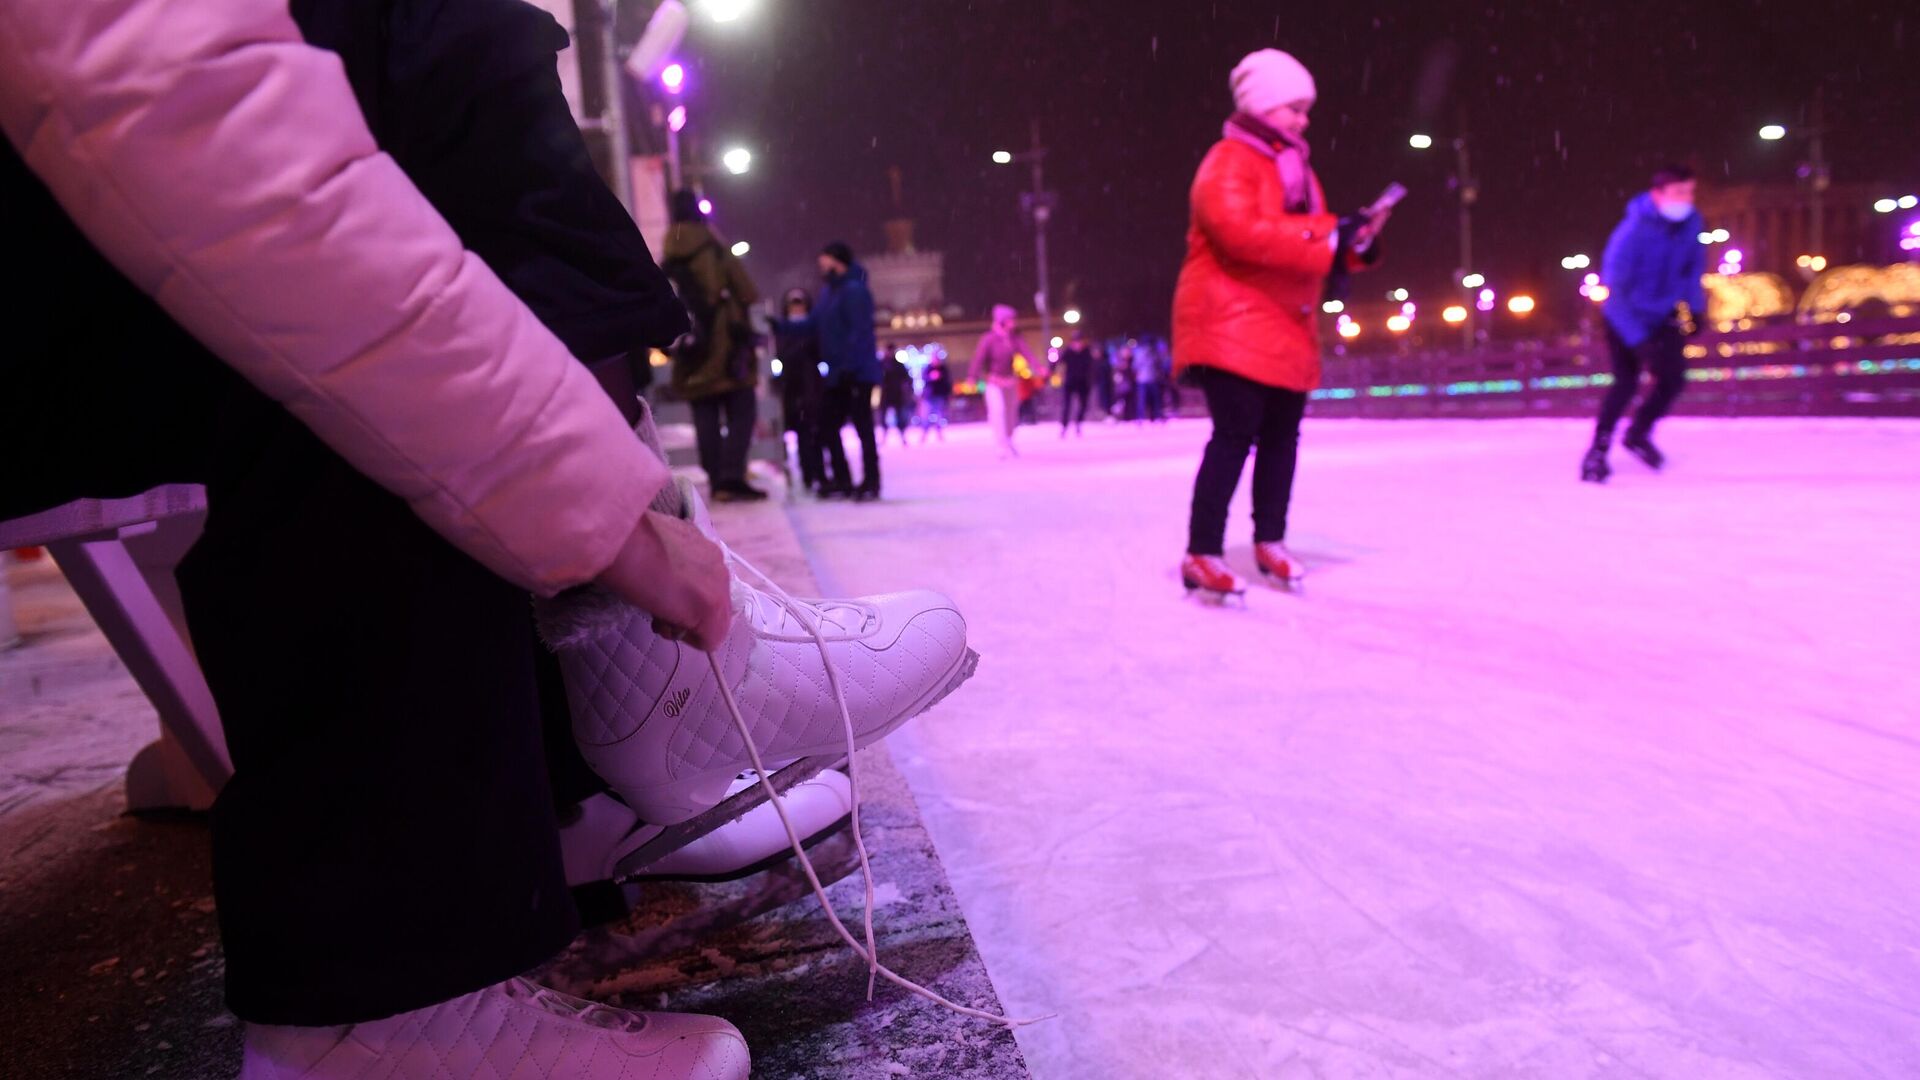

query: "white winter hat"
(1231, 49), (1316, 116)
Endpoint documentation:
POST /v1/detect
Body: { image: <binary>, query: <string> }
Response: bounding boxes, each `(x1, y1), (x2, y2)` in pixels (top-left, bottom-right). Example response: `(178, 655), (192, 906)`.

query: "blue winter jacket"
(1601, 193), (1709, 347)
(816, 263), (882, 386)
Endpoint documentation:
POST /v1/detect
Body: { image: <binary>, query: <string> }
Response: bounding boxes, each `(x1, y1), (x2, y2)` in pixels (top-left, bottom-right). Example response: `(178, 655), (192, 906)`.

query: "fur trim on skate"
(534, 586), (653, 651)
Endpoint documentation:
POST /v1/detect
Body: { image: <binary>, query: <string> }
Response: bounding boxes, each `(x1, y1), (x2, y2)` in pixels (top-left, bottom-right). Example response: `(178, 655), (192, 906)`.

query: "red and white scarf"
(1222, 112), (1323, 215)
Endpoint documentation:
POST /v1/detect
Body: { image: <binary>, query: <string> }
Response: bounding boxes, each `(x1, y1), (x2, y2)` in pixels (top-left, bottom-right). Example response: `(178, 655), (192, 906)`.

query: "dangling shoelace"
(710, 543), (1047, 1029)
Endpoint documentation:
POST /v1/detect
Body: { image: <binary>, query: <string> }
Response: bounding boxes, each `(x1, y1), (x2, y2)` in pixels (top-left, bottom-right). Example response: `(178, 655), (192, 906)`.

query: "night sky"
(661, 0), (1918, 332)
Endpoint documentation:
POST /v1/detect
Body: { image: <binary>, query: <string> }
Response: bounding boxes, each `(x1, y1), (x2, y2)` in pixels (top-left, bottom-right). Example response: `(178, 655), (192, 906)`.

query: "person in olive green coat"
(663, 190), (765, 501)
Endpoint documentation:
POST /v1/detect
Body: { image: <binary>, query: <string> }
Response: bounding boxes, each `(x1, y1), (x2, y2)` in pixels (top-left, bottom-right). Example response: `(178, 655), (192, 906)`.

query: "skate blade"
(613, 646), (980, 878)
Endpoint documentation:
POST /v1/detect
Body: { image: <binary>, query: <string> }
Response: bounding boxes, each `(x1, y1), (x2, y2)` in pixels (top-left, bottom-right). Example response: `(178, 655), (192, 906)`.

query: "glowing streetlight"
(1476, 287), (1497, 313)
(1391, 287), (1410, 302)
(1507, 294), (1536, 315)
(1759, 124), (1787, 141)
(1386, 314), (1412, 333)
(1049, 336), (1065, 349)
(697, 197), (713, 216)
(1321, 300), (1345, 314)
(667, 104), (688, 133)
(1561, 253), (1590, 270)
(1409, 133), (1434, 150)
(660, 63), (685, 93)
(991, 150), (1014, 165)
(1442, 305), (1468, 324)
(1063, 308), (1082, 325)
(1795, 254), (1827, 272)
(721, 147), (752, 175)
(730, 241), (750, 257)
(1587, 285), (1610, 302)
(1461, 272), (1486, 289)
(1902, 195), (1920, 210)
(1875, 198), (1899, 214)
(705, 0), (753, 23)
(1337, 316), (1361, 339)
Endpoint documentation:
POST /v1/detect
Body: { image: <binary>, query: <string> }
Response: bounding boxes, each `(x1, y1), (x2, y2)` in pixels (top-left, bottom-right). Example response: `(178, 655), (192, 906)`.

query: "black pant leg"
(181, 405), (575, 1026)
(1595, 325), (1648, 439)
(820, 384), (854, 489)
(1187, 368), (1264, 556)
(722, 385), (756, 486)
(690, 395), (724, 486)
(1249, 387), (1309, 544)
(848, 383), (881, 493)
(1630, 327), (1688, 434)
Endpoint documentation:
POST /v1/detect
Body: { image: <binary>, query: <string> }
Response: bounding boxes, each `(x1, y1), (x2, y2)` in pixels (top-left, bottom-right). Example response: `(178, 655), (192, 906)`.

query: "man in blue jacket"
(815, 242), (884, 500)
(1585, 165), (1709, 483)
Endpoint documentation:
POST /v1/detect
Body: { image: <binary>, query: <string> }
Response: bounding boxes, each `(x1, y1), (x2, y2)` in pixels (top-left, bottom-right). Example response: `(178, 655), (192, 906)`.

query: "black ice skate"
(1622, 429), (1666, 471)
(1581, 443), (1612, 484)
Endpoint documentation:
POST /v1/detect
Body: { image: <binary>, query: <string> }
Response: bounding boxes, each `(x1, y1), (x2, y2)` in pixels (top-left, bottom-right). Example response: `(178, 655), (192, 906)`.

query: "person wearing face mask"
(815, 241), (883, 500)
(772, 287), (831, 493)
(1583, 165), (1710, 483)
(1172, 48), (1388, 601)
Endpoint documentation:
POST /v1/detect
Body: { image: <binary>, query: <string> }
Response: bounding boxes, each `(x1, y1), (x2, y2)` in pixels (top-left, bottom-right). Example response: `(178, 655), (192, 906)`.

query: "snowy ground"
(786, 417), (1920, 1080)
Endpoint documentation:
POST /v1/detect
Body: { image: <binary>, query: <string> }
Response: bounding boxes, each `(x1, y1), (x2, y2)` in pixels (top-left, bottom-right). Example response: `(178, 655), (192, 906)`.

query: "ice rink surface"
(787, 417), (1920, 1080)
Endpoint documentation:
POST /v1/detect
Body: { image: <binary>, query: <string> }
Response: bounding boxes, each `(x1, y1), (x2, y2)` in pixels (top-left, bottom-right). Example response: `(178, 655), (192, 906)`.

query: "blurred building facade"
(1698, 181), (1900, 279)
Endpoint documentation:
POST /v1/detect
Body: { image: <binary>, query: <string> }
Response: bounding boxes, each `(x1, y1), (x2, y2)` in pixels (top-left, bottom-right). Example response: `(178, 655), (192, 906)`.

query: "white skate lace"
(711, 543), (1045, 1029)
(509, 977), (645, 1033)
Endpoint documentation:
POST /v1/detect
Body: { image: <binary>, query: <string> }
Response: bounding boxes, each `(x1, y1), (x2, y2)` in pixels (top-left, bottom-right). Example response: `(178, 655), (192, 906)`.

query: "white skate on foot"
(562, 769), (854, 885)
(538, 480), (976, 827)
(238, 977), (748, 1079)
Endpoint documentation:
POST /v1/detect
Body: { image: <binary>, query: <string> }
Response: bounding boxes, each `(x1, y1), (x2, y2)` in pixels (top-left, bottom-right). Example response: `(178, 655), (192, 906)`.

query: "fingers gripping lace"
(711, 544), (1046, 1029)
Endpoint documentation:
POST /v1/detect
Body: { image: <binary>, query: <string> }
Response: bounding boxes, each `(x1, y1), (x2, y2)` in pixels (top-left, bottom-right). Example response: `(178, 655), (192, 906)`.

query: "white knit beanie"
(1231, 49), (1316, 116)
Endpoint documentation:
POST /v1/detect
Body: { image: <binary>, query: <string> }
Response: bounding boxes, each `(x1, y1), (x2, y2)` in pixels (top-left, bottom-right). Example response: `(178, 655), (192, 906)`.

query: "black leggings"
(1596, 324), (1686, 439)
(1187, 367), (1308, 556)
(822, 381), (881, 492)
(690, 385), (757, 488)
(1061, 381), (1091, 429)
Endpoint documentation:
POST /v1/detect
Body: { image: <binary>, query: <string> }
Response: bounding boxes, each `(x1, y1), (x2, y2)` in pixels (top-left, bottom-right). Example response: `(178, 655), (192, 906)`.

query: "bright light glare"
(1387, 314), (1412, 333)
(1461, 273), (1486, 289)
(1409, 134), (1434, 150)
(697, 198), (713, 216)
(1063, 309), (1082, 325)
(705, 0), (753, 23)
(667, 105), (688, 133)
(1322, 300), (1345, 314)
(1050, 336), (1065, 349)
(661, 63), (685, 92)
(730, 241), (750, 257)
(1759, 124), (1787, 141)
(1391, 288), (1410, 302)
(1337, 318), (1361, 339)
(1874, 198), (1899, 214)
(992, 150), (1014, 165)
(1901, 195), (1920, 210)
(721, 147), (752, 175)
(1507, 295), (1536, 315)
(1442, 305), (1468, 324)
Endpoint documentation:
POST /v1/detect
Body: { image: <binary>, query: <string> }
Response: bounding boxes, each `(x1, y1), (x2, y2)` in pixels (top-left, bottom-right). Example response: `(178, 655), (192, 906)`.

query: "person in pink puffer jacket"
(0, 0), (750, 1076)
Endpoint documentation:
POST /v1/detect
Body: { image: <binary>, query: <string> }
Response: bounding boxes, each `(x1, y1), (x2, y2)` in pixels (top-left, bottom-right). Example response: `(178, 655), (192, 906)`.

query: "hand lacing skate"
(711, 543), (1048, 1029)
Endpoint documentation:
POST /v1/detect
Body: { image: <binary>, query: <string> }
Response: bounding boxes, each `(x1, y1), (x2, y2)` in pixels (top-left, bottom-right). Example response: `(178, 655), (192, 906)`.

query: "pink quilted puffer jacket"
(0, 0), (667, 595)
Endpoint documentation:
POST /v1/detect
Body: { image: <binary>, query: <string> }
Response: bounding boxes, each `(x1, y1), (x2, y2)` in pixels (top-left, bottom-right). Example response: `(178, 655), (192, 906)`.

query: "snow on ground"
(786, 417), (1920, 1080)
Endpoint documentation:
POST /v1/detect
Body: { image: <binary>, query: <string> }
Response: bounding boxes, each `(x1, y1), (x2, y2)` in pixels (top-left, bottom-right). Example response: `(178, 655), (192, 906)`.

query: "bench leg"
(49, 534), (232, 811)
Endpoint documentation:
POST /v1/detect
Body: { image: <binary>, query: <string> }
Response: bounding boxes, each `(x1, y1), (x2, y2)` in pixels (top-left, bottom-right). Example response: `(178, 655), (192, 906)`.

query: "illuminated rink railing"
(1307, 316), (1920, 418)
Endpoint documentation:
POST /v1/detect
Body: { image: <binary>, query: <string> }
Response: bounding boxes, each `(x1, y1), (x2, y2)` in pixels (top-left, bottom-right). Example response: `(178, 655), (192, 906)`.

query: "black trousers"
(3, 336), (580, 1028)
(1596, 324), (1687, 439)
(1060, 381), (1091, 430)
(691, 385), (756, 489)
(822, 381), (880, 493)
(780, 377), (829, 489)
(1187, 366), (1309, 556)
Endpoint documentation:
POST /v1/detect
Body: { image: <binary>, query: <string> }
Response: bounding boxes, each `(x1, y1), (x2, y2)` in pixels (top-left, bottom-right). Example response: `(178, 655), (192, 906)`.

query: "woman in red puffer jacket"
(1173, 48), (1389, 599)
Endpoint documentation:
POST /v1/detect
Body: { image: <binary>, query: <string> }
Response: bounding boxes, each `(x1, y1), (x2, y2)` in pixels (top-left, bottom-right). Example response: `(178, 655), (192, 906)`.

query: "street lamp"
(1758, 124), (1788, 141)
(1063, 308), (1082, 325)
(660, 63), (685, 93)
(1412, 122), (1478, 347)
(1387, 314), (1412, 333)
(1408, 133), (1434, 150)
(990, 121), (1059, 352)
(704, 0), (754, 23)
(1337, 317), (1361, 339)
(1902, 195), (1920, 210)
(1561, 254), (1590, 270)
(1461, 273), (1486, 289)
(1322, 300), (1345, 314)
(730, 241), (751, 257)
(1507, 295), (1536, 316)
(721, 147), (752, 175)
(1442, 305), (1468, 324)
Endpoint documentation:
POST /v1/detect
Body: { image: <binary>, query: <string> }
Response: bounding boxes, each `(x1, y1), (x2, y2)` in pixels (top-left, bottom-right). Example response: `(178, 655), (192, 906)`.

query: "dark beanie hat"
(822, 241), (855, 267)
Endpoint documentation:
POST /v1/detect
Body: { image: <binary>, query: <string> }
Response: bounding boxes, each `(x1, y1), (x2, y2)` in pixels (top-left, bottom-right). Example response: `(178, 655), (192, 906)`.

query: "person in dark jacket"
(815, 242), (883, 499)
(1584, 165), (1710, 483)
(772, 288), (830, 492)
(1058, 329), (1095, 437)
(919, 349), (952, 444)
(663, 190), (765, 501)
(879, 342), (916, 446)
